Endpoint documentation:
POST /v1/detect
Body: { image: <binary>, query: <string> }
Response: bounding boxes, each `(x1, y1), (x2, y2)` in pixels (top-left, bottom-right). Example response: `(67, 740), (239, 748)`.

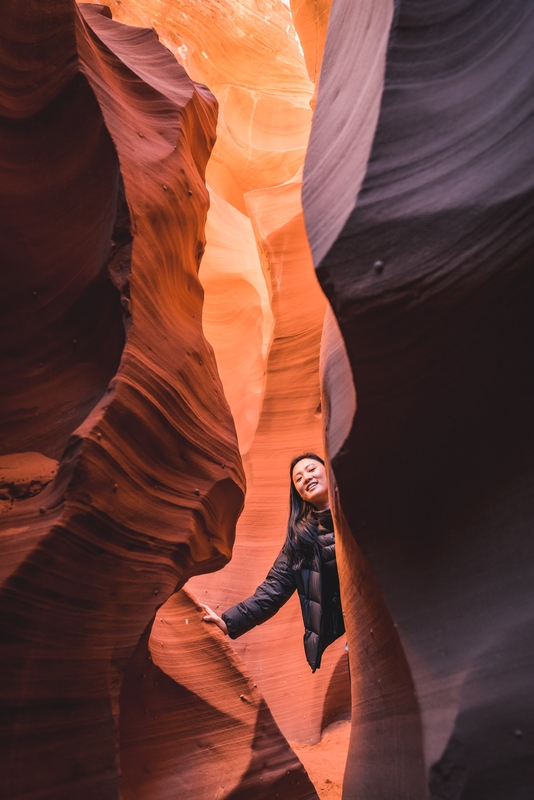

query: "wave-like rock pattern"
(96, 0), (351, 761)
(0, 3), (301, 798)
(119, 587), (316, 800)
(306, 0), (534, 797)
(0, 2), (124, 458)
(190, 172), (350, 748)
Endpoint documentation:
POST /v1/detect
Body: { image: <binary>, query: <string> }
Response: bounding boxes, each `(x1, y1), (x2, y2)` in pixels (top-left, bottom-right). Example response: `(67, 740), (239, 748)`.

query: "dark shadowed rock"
(306, 1), (534, 798)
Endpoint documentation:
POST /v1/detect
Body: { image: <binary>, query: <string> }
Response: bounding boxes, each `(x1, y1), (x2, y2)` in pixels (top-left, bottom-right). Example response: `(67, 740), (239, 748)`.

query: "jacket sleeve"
(222, 550), (296, 639)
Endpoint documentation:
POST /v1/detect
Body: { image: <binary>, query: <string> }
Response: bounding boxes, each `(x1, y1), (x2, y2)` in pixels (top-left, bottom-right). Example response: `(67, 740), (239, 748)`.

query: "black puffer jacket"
(222, 509), (344, 671)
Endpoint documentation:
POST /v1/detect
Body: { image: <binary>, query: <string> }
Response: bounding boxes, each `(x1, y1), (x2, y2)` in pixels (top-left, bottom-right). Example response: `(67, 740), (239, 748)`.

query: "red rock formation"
(0, 1), (125, 458)
(199, 189), (273, 455)
(0, 3), (300, 797)
(306, 1), (534, 797)
(95, 0), (352, 759)
(190, 173), (349, 747)
(11, 0), (531, 797)
(290, 0), (333, 86)
(119, 587), (316, 800)
(0, 452), (58, 509)
(303, 0), (394, 266)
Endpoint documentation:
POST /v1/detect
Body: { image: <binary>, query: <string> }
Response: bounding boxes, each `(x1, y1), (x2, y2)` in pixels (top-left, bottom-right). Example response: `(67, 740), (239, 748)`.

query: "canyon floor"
(291, 719), (351, 800)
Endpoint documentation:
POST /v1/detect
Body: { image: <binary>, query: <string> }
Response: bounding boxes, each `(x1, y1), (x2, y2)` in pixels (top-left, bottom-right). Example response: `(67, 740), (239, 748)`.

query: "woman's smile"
(292, 458), (329, 509)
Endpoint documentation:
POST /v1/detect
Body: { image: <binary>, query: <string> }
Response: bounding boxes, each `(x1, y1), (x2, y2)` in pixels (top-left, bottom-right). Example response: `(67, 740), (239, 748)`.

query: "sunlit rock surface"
(86, 0), (351, 755)
(0, 452), (59, 507)
(199, 189), (273, 455)
(120, 588), (314, 800)
(191, 171), (348, 747)
(308, 1), (534, 798)
(3, 0), (530, 797)
(0, 2), (262, 797)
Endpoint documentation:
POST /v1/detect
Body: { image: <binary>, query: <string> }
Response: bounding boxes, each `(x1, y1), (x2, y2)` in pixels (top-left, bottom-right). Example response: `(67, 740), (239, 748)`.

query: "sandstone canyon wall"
(0, 3), (317, 798)
(2, 0), (533, 798)
(307, 0), (534, 798)
(86, 0), (355, 755)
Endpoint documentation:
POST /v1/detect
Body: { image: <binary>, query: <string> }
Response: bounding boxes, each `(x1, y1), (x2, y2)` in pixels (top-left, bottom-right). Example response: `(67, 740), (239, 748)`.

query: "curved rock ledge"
(1, 4), (246, 798)
(119, 587), (317, 800)
(100, 0), (352, 760)
(5, 0), (529, 797)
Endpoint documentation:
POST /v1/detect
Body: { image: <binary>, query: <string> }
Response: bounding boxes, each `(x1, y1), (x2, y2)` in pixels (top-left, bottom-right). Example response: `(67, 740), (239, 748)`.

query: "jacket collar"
(312, 507), (333, 531)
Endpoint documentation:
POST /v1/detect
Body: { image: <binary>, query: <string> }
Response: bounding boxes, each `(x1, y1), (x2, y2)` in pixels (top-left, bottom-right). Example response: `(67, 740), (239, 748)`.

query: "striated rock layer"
(90, 0), (351, 757)
(306, 0), (534, 798)
(120, 588), (316, 800)
(191, 171), (349, 747)
(2, 0), (350, 797)
(0, 2), (313, 798)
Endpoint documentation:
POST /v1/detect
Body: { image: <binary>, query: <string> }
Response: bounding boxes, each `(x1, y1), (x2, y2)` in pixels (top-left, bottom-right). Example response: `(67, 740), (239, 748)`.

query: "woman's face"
(292, 458), (329, 510)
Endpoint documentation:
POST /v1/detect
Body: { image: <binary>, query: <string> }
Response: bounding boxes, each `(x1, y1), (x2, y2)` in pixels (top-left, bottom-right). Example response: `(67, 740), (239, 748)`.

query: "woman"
(201, 453), (344, 672)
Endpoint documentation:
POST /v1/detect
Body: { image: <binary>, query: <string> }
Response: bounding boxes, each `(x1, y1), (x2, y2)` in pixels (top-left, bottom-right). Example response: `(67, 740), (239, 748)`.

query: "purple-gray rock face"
(306, 1), (534, 798)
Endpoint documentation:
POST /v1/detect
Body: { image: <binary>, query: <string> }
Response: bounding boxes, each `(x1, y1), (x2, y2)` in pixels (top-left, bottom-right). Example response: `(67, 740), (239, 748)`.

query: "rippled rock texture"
(0, 2), (308, 798)
(90, 0), (353, 761)
(3, 0), (532, 798)
(308, 1), (534, 798)
(1, 0), (348, 795)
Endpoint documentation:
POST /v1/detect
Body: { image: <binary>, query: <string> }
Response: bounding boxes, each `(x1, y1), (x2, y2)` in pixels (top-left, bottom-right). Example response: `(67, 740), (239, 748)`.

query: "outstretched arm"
(220, 550), (297, 639)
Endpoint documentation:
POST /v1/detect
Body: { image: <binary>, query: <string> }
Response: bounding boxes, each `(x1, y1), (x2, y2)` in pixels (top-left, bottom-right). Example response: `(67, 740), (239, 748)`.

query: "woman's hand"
(199, 603), (228, 635)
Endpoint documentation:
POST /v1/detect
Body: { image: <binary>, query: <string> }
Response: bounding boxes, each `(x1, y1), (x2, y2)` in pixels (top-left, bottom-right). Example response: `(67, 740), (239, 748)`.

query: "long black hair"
(283, 453), (325, 566)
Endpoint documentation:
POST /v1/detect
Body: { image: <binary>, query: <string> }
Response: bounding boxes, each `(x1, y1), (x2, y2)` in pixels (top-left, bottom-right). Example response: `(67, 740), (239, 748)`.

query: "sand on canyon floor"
(290, 719), (351, 800)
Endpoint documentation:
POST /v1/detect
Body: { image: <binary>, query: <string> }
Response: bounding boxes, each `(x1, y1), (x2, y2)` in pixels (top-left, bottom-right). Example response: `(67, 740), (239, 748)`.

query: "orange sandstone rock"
(199, 189), (273, 455)
(190, 174), (349, 746)
(119, 588), (317, 800)
(90, 0), (350, 768)
(0, 0), (358, 797)
(0, 452), (59, 505)
(0, 4), (250, 798)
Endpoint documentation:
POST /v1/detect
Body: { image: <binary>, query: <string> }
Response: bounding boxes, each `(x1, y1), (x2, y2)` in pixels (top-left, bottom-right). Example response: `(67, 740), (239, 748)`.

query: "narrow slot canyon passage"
(1, 1), (533, 800)
(97, 1), (358, 795)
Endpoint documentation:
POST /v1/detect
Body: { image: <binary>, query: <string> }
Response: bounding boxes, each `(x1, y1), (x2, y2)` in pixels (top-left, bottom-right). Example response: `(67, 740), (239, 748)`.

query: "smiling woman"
(292, 457), (329, 510)
(201, 453), (345, 672)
